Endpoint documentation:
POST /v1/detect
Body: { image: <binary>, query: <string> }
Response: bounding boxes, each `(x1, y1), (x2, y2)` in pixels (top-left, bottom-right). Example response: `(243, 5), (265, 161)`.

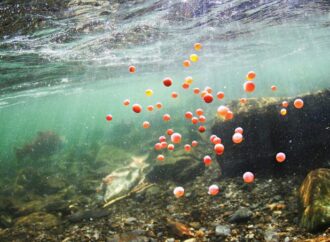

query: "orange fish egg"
(193, 88), (200, 94)
(171, 133), (182, 144)
(240, 98), (248, 104)
(203, 155), (212, 166)
(214, 143), (224, 155)
(217, 91), (225, 100)
(246, 71), (256, 80)
(205, 86), (213, 94)
(163, 77), (173, 87)
(185, 76), (193, 85)
(129, 65), (136, 73)
(132, 104), (142, 113)
(225, 111), (234, 120)
(123, 99), (130, 106)
(173, 186), (184, 198)
(235, 127), (244, 134)
(200, 90), (208, 98)
(203, 94), (213, 103)
(161, 142), (168, 149)
(154, 143), (162, 150)
(163, 114), (171, 121)
(198, 126), (206, 133)
(191, 117), (199, 124)
(106, 114), (113, 121)
(191, 140), (198, 147)
(196, 108), (204, 116)
(168, 144), (175, 151)
(213, 137), (221, 144)
(156, 102), (163, 109)
(276, 152), (286, 163)
(167, 129), (174, 135)
(147, 105), (154, 111)
(210, 135), (217, 143)
(171, 92), (178, 98)
(159, 136), (166, 142)
(271, 85), (277, 91)
(294, 98), (304, 109)
(184, 144), (191, 152)
(282, 101), (289, 108)
(157, 154), (165, 161)
(194, 42), (202, 51)
(280, 108), (287, 116)
(183, 60), (191, 67)
(185, 111), (193, 119)
(244, 81), (255, 93)
(232, 133), (243, 144)
(199, 115), (206, 123)
(182, 83), (190, 89)
(217, 105), (229, 117)
(208, 184), (219, 196)
(243, 172), (254, 183)
(142, 121), (150, 129)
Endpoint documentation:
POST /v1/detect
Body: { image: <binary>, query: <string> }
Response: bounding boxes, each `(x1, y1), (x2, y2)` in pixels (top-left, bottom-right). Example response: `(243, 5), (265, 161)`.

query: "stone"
(228, 207), (253, 223)
(299, 168), (330, 232)
(14, 212), (59, 229)
(215, 225), (231, 236)
(67, 208), (110, 223)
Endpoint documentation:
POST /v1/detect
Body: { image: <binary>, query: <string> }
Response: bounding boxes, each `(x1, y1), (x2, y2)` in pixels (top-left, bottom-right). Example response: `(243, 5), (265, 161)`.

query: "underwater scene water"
(1, 0), (330, 241)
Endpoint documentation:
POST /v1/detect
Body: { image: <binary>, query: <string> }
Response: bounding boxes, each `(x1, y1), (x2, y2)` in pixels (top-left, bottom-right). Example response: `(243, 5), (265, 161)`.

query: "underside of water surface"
(0, 0), (330, 241)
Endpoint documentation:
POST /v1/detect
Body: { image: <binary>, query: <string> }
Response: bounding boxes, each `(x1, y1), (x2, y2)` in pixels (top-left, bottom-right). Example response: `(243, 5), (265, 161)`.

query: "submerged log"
(211, 89), (330, 177)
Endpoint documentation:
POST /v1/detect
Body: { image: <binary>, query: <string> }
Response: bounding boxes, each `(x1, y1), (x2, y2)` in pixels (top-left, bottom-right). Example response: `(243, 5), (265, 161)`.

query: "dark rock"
(211, 90), (330, 177)
(67, 208), (110, 223)
(215, 225), (231, 236)
(299, 168), (330, 232)
(228, 207), (253, 223)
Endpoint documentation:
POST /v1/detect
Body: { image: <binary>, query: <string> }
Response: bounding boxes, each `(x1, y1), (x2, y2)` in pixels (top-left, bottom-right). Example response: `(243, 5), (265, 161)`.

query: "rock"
(215, 225), (231, 236)
(67, 208), (110, 223)
(228, 207), (253, 223)
(184, 239), (197, 242)
(211, 90), (330, 177)
(124, 217), (137, 225)
(14, 212), (59, 229)
(107, 232), (149, 242)
(0, 214), (13, 228)
(299, 168), (330, 232)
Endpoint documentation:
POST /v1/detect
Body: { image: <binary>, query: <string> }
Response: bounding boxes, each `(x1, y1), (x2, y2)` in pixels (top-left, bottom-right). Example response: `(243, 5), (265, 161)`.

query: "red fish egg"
(217, 91), (225, 100)
(199, 115), (206, 123)
(191, 117), (199, 124)
(193, 88), (200, 94)
(210, 135), (217, 143)
(184, 144), (191, 152)
(154, 143), (162, 150)
(203, 94), (213, 103)
(196, 108), (204, 116)
(182, 83), (190, 89)
(147, 105), (154, 111)
(203, 155), (212, 166)
(142, 121), (150, 129)
(232, 132), (243, 144)
(214, 143), (224, 155)
(194, 42), (202, 51)
(168, 144), (175, 150)
(163, 77), (173, 87)
(294, 98), (304, 109)
(161, 142), (168, 149)
(129, 65), (136, 73)
(235, 127), (244, 134)
(185, 76), (193, 85)
(156, 102), (163, 109)
(282, 101), (289, 108)
(157, 154), (165, 161)
(240, 98), (248, 104)
(106, 114), (113, 121)
(191, 140), (198, 147)
(198, 126), (206, 133)
(208, 184), (219, 196)
(132, 104), (142, 113)
(271, 85), (277, 91)
(244, 81), (255, 93)
(217, 105), (229, 117)
(246, 71), (256, 80)
(243, 172), (254, 183)
(159, 136), (166, 142)
(163, 114), (171, 121)
(276, 152), (286, 163)
(213, 137), (221, 144)
(185, 111), (193, 119)
(167, 129), (174, 135)
(205, 86), (213, 94)
(123, 99), (130, 106)
(225, 111), (234, 120)
(171, 133), (182, 144)
(173, 186), (184, 198)
(200, 90), (208, 98)
(183, 60), (191, 67)
(171, 92), (178, 98)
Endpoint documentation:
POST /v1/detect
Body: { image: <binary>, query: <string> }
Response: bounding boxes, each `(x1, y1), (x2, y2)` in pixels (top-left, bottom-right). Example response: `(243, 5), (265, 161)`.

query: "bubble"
(243, 172), (254, 183)
(276, 152), (286, 163)
(203, 94), (213, 103)
(171, 92), (178, 98)
(163, 77), (173, 87)
(106, 114), (113, 121)
(157, 154), (165, 161)
(246, 71), (256, 80)
(208, 184), (219, 196)
(183, 60), (191, 67)
(163, 114), (171, 121)
(217, 91), (225, 100)
(168, 144), (175, 150)
(244, 81), (255, 93)
(143, 121), (150, 128)
(132, 104), (142, 113)
(191, 140), (198, 147)
(129, 65), (136, 73)
(194, 43), (202, 51)
(171, 133), (182, 144)
(184, 144), (191, 152)
(190, 54), (199, 62)
(235, 127), (243, 134)
(198, 126), (206, 133)
(232, 133), (243, 144)
(123, 99), (130, 106)
(294, 98), (304, 109)
(185, 111), (193, 119)
(214, 144), (224, 155)
(203, 155), (212, 166)
(193, 88), (200, 94)
(145, 89), (153, 96)
(173, 186), (184, 198)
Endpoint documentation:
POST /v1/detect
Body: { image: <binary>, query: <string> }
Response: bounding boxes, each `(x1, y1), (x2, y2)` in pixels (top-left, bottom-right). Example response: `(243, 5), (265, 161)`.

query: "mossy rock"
(14, 212), (59, 229)
(299, 168), (330, 232)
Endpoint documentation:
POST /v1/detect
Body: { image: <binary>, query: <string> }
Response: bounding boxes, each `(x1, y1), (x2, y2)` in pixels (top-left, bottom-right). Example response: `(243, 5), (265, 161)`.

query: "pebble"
(124, 217), (137, 225)
(215, 225), (231, 236)
(183, 239), (197, 242)
(228, 207), (253, 223)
